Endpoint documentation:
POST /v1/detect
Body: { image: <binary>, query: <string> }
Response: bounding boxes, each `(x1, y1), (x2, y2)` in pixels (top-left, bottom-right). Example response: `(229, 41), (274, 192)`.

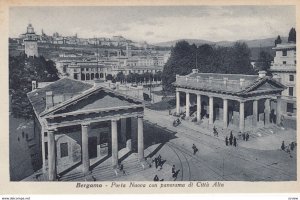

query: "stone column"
(265, 99), (270, 125)
(209, 96), (214, 125)
(176, 91), (180, 114)
(197, 94), (201, 122)
(223, 98), (228, 128)
(81, 123), (90, 175)
(41, 126), (46, 173)
(252, 100), (258, 126)
(186, 92), (190, 117)
(111, 119), (118, 168)
(239, 101), (245, 132)
(47, 129), (56, 181)
(276, 96), (282, 126)
(137, 116), (144, 161)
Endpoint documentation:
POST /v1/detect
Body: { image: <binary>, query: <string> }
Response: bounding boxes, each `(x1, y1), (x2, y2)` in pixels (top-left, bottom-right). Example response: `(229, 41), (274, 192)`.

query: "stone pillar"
(197, 94), (201, 122)
(47, 129), (56, 181)
(81, 123), (90, 175)
(265, 99), (270, 125)
(276, 96), (282, 126)
(252, 100), (258, 126)
(137, 116), (144, 161)
(209, 96), (214, 125)
(223, 98), (228, 128)
(239, 101), (245, 132)
(186, 92), (190, 117)
(176, 91), (180, 114)
(41, 126), (46, 173)
(111, 119), (118, 168)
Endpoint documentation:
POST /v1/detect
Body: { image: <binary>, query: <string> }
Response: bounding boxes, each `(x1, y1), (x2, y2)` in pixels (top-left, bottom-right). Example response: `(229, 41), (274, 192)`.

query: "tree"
(288, 28), (296, 43)
(161, 40), (255, 92)
(115, 72), (125, 82)
(274, 35), (282, 46)
(106, 74), (113, 81)
(9, 55), (59, 119)
(255, 51), (273, 72)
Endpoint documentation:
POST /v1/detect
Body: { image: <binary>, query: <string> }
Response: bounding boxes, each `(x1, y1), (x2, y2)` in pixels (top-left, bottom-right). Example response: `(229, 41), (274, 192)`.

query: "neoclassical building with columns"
(27, 78), (145, 181)
(173, 69), (286, 133)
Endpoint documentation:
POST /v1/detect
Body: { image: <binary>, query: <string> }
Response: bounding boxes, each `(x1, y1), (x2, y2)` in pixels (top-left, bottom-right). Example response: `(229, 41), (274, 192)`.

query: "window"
(282, 50), (287, 56)
(289, 75), (294, 81)
(60, 143), (68, 158)
(289, 87), (294, 96)
(295, 60), (297, 65)
(81, 68), (84, 72)
(287, 103), (294, 113)
(283, 61), (287, 64)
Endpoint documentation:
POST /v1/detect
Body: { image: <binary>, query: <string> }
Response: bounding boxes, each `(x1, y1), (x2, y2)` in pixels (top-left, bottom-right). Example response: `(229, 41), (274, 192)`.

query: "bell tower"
(24, 24), (38, 57)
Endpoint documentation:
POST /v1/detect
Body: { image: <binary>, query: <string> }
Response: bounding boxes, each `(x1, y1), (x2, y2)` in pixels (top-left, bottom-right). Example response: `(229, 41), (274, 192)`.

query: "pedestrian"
(242, 133), (245, 141)
(158, 155), (162, 163)
(233, 136), (237, 147)
(229, 136), (233, 146)
(225, 136), (228, 146)
(192, 144), (198, 155)
(291, 142), (295, 151)
(154, 175), (159, 181)
(22, 131), (25, 138)
(119, 164), (126, 175)
(154, 157), (158, 169)
(246, 133), (249, 141)
(172, 165), (176, 175)
(281, 141), (285, 151)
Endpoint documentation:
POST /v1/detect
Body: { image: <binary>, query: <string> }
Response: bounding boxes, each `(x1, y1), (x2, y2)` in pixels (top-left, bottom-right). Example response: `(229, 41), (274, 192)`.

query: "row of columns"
(176, 91), (282, 132)
(46, 116), (144, 181)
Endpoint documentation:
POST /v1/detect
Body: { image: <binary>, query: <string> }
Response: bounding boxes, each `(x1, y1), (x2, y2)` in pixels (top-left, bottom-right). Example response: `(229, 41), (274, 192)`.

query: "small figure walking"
(213, 126), (218, 137)
(225, 136), (229, 146)
(119, 164), (126, 175)
(233, 136), (237, 147)
(154, 175), (159, 181)
(192, 144), (198, 155)
(172, 165), (176, 177)
(242, 133), (245, 141)
(246, 133), (249, 141)
(229, 131), (233, 145)
(281, 141), (285, 151)
(154, 157), (158, 169)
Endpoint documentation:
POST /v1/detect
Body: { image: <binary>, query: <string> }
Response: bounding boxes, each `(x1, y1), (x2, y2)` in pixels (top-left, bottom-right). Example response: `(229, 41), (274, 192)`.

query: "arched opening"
(86, 73), (90, 80)
(74, 73), (78, 80)
(91, 73), (94, 80)
(100, 73), (104, 78)
(228, 106), (234, 124)
(81, 73), (85, 81)
(95, 73), (99, 79)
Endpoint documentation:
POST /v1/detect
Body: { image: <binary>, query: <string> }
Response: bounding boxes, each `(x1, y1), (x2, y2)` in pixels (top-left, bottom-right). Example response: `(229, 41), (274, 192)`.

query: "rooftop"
(27, 78), (93, 115)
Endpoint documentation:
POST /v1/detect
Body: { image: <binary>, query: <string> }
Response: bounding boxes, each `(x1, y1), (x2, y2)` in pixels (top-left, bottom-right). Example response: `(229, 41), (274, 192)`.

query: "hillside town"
(9, 6), (296, 183)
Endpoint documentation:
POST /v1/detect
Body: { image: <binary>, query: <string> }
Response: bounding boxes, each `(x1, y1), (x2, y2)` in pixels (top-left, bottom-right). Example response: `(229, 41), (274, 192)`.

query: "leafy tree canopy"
(9, 54), (59, 119)
(162, 41), (255, 92)
(288, 27), (296, 43)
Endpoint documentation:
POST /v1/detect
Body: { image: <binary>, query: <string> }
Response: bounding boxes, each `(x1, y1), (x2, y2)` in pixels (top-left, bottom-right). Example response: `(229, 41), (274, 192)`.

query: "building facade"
(270, 43), (296, 123)
(23, 24), (39, 57)
(174, 70), (286, 133)
(27, 78), (145, 181)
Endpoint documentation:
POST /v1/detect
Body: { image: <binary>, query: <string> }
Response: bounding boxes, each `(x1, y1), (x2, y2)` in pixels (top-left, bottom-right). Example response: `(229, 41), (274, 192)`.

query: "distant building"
(24, 24), (39, 57)
(270, 42), (296, 123)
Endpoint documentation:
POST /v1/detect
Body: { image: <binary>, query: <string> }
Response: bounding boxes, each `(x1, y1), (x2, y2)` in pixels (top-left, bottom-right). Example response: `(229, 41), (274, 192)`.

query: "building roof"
(174, 72), (285, 97)
(27, 78), (93, 115)
(272, 43), (296, 50)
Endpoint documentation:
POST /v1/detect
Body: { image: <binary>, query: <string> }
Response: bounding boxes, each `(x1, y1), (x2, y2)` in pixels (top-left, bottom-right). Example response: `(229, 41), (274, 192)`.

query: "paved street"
(143, 108), (297, 181)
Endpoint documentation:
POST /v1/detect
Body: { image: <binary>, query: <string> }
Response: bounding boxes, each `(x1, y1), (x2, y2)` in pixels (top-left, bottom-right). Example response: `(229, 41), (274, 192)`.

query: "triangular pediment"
(241, 77), (285, 94)
(40, 87), (143, 117)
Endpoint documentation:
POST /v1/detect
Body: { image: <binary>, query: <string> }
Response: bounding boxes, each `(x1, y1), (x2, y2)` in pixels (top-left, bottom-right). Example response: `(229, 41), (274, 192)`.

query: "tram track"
(144, 111), (296, 181)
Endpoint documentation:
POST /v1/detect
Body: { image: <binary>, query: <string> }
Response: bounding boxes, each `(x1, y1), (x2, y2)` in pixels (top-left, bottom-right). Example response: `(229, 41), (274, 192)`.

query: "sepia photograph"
(1, 2), (299, 196)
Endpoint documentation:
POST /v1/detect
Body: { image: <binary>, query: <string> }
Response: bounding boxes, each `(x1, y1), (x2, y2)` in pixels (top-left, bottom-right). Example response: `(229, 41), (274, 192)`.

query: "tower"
(24, 24), (38, 57)
(126, 43), (132, 58)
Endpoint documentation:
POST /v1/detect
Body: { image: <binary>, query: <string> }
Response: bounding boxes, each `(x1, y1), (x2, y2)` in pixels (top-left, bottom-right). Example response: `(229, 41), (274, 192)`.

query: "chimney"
(192, 69), (198, 74)
(45, 91), (54, 109)
(258, 70), (267, 78)
(223, 77), (228, 87)
(32, 80), (37, 91)
(240, 78), (245, 88)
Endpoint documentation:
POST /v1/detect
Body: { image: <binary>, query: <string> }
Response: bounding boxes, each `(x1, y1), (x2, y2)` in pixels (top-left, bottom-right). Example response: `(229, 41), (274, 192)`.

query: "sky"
(9, 6), (296, 44)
